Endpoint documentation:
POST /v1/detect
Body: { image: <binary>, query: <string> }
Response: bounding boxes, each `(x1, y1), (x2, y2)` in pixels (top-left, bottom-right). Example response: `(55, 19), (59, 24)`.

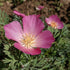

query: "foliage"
(0, 10), (9, 25)
(0, 10), (70, 70)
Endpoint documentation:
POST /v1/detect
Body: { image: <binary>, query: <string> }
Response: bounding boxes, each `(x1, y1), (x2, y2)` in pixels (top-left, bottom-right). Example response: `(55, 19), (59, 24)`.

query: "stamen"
(21, 33), (35, 48)
(51, 21), (57, 29)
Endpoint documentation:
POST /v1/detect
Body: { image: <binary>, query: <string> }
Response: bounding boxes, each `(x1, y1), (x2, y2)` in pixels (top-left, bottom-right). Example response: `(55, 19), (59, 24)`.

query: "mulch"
(0, 0), (70, 24)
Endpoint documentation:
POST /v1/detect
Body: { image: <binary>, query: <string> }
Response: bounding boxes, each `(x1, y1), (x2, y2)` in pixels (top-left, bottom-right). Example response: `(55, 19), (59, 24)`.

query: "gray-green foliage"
(0, 10), (9, 25)
(0, 11), (70, 70)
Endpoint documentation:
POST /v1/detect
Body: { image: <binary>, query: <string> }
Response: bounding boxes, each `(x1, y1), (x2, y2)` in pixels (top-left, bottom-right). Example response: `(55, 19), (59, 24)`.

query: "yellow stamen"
(51, 21), (57, 29)
(21, 33), (35, 48)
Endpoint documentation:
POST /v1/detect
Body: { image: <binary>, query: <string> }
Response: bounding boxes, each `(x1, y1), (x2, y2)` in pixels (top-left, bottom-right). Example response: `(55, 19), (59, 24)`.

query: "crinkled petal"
(4, 21), (23, 42)
(35, 30), (55, 48)
(22, 15), (44, 36)
(14, 43), (41, 55)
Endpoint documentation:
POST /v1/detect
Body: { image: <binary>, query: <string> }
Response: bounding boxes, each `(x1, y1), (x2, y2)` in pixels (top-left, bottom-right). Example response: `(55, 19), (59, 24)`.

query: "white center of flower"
(21, 33), (35, 48)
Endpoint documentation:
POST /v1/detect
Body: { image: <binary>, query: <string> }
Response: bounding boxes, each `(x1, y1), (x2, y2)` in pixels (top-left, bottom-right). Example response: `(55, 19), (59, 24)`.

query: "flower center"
(21, 33), (35, 48)
(51, 21), (57, 29)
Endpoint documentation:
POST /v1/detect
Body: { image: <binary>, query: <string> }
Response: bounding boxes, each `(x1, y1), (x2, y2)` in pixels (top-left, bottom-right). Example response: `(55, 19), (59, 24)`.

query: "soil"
(0, 0), (70, 24)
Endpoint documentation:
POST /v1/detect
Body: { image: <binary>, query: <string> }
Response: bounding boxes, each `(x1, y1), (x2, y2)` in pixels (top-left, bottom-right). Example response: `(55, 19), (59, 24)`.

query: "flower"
(4, 15), (55, 55)
(45, 15), (64, 29)
(36, 5), (44, 10)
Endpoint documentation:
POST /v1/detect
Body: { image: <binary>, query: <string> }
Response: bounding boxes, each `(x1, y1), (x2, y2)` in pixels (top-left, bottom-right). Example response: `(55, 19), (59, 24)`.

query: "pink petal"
(36, 6), (44, 10)
(45, 18), (51, 25)
(22, 15), (44, 36)
(45, 15), (64, 29)
(13, 10), (25, 17)
(57, 21), (64, 29)
(46, 15), (60, 23)
(14, 43), (41, 55)
(4, 21), (23, 42)
(35, 30), (55, 48)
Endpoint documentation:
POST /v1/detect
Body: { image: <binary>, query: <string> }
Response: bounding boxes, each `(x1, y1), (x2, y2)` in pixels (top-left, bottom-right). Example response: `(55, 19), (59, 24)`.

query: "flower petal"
(36, 6), (44, 10)
(35, 30), (55, 48)
(4, 21), (23, 42)
(13, 10), (25, 17)
(14, 42), (41, 55)
(57, 21), (64, 29)
(45, 18), (51, 25)
(46, 15), (60, 24)
(22, 15), (44, 36)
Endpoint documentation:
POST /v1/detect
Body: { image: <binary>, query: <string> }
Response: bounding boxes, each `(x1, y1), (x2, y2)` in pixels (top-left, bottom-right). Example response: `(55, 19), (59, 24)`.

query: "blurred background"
(0, 0), (70, 24)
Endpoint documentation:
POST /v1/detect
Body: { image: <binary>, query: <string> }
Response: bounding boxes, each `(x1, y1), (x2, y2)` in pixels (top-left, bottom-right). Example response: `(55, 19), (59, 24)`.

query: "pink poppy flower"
(45, 15), (64, 29)
(36, 6), (44, 10)
(4, 15), (55, 55)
